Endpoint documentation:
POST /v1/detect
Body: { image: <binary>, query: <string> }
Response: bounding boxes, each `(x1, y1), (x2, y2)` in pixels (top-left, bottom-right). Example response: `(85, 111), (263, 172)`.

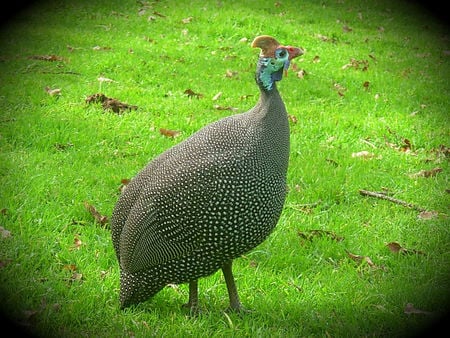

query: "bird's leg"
(182, 280), (199, 313)
(222, 261), (243, 312)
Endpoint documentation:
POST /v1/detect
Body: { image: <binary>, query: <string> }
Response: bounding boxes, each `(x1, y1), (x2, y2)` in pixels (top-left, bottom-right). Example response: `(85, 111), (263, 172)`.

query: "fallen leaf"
(333, 82), (347, 96)
(342, 25), (352, 32)
(0, 226), (11, 239)
(92, 46), (112, 51)
(212, 92), (222, 101)
(342, 58), (369, 71)
(119, 178), (130, 192)
(288, 115), (298, 124)
(352, 150), (375, 158)
(44, 86), (62, 96)
(315, 34), (337, 43)
(417, 210), (438, 220)
(225, 69), (238, 78)
(153, 11), (166, 17)
(386, 241), (407, 253)
(70, 272), (83, 282)
(400, 138), (412, 152)
(297, 229), (343, 242)
(431, 144), (450, 158)
(0, 258), (12, 268)
(184, 88), (203, 99)
(72, 235), (82, 250)
(100, 270), (108, 279)
(63, 264), (77, 271)
(409, 167), (442, 178)
(346, 251), (378, 268)
(85, 93), (107, 104)
(296, 69), (307, 78)
(386, 241), (426, 255)
(97, 76), (116, 83)
(54, 142), (74, 151)
(181, 17), (193, 24)
(28, 54), (64, 61)
(83, 201), (108, 226)
(404, 303), (433, 315)
(363, 81), (370, 90)
(159, 128), (181, 138)
(213, 105), (238, 111)
(102, 98), (138, 114)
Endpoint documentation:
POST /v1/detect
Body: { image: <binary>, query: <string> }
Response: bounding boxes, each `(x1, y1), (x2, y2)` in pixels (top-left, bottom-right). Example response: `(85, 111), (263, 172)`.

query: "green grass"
(0, 0), (449, 336)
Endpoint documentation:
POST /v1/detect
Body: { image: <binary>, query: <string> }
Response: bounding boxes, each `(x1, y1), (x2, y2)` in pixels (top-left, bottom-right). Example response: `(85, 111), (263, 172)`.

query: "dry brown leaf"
(409, 167), (442, 178)
(298, 229), (344, 242)
(70, 272), (83, 282)
(102, 98), (137, 114)
(342, 25), (352, 32)
(28, 54), (64, 62)
(213, 105), (238, 112)
(0, 258), (13, 268)
(240, 94), (254, 100)
(63, 264), (77, 271)
(184, 88), (203, 99)
(0, 226), (11, 239)
(86, 93), (138, 113)
(333, 82), (347, 95)
(83, 201), (108, 226)
(346, 251), (378, 268)
(153, 11), (166, 17)
(288, 115), (298, 124)
(159, 128), (181, 138)
(431, 144), (450, 158)
(295, 69), (307, 79)
(85, 93), (107, 103)
(342, 58), (369, 71)
(119, 178), (130, 192)
(225, 69), (238, 78)
(72, 236), (82, 250)
(315, 34), (336, 43)
(45, 86), (62, 96)
(181, 17), (193, 24)
(92, 46), (112, 51)
(97, 76), (116, 83)
(352, 150), (375, 158)
(417, 210), (438, 220)
(212, 92), (222, 101)
(404, 303), (433, 315)
(386, 241), (426, 255)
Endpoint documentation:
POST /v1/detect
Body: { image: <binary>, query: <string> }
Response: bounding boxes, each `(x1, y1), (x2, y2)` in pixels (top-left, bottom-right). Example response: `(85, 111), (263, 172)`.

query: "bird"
(111, 35), (303, 311)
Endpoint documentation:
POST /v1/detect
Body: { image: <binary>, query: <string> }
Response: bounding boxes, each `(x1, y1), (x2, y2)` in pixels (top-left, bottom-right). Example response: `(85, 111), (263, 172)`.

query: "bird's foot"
(181, 301), (201, 316)
(225, 302), (252, 315)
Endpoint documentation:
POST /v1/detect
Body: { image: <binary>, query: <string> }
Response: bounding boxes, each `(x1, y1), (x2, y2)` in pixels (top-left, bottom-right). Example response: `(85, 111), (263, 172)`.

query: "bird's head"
(252, 35), (303, 91)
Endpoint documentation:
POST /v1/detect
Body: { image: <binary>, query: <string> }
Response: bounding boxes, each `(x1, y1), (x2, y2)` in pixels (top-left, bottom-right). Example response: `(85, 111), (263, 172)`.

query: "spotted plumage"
(111, 35), (303, 310)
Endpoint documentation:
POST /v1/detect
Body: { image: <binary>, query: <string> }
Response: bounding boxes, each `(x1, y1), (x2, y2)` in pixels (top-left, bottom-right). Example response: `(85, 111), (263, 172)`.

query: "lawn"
(0, 0), (449, 337)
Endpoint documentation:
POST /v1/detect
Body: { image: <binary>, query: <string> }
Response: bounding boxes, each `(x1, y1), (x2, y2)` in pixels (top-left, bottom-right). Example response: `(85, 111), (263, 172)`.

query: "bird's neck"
(256, 84), (286, 119)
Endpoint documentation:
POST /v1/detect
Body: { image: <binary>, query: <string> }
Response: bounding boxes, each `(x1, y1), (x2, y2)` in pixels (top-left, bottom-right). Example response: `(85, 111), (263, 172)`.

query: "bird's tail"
(119, 269), (164, 309)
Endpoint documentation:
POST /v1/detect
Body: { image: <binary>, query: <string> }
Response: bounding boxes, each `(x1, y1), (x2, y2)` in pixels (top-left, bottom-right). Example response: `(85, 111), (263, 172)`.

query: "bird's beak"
(285, 46), (304, 60)
(282, 46), (304, 76)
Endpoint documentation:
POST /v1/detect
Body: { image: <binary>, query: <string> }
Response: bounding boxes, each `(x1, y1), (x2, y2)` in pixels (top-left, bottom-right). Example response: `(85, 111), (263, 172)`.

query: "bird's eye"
(276, 49), (287, 59)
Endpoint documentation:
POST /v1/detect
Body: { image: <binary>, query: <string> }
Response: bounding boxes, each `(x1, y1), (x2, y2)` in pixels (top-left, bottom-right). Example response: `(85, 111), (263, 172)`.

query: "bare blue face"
(256, 47), (291, 91)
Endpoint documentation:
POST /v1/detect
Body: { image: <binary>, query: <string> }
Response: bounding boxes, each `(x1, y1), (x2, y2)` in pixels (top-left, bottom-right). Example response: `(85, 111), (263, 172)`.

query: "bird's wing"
(117, 114), (255, 274)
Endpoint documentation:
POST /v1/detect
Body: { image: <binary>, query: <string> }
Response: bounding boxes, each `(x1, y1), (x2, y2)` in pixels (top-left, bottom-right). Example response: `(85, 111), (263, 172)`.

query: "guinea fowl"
(111, 35), (303, 311)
